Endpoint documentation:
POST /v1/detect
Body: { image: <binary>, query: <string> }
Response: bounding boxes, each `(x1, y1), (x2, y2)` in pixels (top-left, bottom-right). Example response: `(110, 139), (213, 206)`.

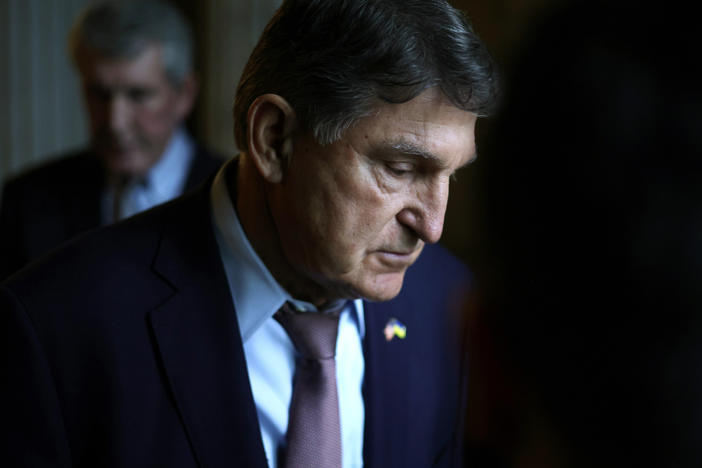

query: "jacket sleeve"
(1, 285), (72, 467)
(0, 180), (24, 281)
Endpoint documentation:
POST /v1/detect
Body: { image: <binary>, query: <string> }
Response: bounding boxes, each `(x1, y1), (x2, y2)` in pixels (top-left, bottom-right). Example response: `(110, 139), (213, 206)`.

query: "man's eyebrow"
(388, 141), (475, 169)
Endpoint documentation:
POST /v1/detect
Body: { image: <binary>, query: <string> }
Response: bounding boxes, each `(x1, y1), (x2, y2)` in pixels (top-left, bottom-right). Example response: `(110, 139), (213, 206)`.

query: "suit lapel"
(148, 187), (267, 468)
(362, 298), (414, 467)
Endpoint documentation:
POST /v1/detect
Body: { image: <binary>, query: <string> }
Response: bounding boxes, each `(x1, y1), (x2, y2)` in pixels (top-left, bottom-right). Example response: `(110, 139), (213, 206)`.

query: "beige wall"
(198, 0), (281, 158)
(0, 0), (91, 183)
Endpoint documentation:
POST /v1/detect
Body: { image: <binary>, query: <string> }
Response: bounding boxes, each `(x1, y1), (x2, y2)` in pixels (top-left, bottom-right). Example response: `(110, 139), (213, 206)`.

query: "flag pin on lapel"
(384, 318), (406, 342)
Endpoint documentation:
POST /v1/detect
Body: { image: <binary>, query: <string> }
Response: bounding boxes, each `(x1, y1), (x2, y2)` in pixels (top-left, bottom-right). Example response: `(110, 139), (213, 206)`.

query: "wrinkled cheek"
(314, 235), (355, 276)
(308, 228), (362, 279)
(279, 223), (329, 277)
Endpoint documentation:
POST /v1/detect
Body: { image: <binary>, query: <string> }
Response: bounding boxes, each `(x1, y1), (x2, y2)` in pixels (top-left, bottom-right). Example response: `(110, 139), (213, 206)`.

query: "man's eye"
(127, 88), (154, 103)
(386, 163), (413, 176)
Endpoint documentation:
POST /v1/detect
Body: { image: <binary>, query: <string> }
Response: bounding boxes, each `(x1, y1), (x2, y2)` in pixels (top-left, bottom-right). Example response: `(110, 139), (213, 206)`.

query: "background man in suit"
(2, 0), (497, 466)
(0, 0), (222, 280)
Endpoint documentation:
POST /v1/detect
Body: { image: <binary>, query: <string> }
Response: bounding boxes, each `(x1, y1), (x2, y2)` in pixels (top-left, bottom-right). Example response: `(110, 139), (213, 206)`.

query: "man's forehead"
(77, 36), (158, 61)
(79, 44), (168, 85)
(360, 93), (478, 164)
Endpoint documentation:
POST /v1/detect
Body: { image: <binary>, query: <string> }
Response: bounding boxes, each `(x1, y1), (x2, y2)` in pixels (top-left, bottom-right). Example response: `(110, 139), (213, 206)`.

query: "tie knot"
(275, 302), (343, 359)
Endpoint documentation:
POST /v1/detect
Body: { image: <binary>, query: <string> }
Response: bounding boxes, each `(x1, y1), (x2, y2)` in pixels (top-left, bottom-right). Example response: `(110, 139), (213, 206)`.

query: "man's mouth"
(373, 247), (421, 268)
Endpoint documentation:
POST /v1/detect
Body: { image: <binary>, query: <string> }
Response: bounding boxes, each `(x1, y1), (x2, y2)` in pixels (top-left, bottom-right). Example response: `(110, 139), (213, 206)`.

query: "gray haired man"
(0, 0), (221, 280)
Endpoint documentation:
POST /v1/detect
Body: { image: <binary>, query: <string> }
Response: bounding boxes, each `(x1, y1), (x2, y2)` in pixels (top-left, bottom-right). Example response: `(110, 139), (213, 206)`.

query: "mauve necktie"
(275, 302), (344, 468)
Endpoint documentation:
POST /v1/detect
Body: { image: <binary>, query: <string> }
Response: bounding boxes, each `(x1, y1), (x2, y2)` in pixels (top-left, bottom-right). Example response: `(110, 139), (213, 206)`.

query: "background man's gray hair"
(68, 0), (194, 86)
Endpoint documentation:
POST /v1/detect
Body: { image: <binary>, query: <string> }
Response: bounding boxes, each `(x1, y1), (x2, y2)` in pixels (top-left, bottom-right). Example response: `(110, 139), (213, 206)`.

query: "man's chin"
(100, 151), (155, 177)
(356, 271), (407, 303)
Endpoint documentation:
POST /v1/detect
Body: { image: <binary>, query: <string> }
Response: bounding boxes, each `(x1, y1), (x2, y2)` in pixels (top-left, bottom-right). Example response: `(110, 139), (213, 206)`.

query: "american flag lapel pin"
(383, 318), (407, 342)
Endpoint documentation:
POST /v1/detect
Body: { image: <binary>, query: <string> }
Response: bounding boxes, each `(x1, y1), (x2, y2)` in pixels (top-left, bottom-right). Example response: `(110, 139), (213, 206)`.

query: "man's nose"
(396, 178), (449, 244)
(108, 94), (130, 133)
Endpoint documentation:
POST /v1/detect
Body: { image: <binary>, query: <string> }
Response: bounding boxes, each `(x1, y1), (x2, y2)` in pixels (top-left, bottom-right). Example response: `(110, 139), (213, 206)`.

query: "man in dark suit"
(0, 0), (221, 280)
(1, 1), (497, 466)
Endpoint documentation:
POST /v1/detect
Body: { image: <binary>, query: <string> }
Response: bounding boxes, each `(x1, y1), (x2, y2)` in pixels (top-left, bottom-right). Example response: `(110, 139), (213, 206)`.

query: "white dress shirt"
(102, 127), (195, 224)
(209, 161), (366, 468)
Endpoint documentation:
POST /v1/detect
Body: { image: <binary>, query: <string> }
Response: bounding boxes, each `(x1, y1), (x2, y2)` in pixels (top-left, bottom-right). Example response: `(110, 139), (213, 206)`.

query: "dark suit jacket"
(1, 180), (471, 467)
(0, 146), (222, 280)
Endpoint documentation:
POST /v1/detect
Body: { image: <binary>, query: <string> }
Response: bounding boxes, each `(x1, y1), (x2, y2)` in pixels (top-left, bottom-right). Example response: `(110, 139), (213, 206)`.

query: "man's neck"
(234, 155), (338, 307)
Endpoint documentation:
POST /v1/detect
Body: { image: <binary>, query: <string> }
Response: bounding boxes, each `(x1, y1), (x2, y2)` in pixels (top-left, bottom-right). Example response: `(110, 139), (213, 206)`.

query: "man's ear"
(246, 94), (296, 183)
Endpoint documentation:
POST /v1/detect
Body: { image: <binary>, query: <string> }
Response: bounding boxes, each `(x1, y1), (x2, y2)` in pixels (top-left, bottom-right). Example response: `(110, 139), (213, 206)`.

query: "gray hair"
(234, 0), (498, 149)
(68, 0), (194, 85)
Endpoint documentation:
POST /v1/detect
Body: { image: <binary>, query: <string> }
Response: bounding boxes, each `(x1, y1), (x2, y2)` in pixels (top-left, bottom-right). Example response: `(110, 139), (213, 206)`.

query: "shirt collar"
(210, 159), (365, 342)
(145, 127), (194, 198)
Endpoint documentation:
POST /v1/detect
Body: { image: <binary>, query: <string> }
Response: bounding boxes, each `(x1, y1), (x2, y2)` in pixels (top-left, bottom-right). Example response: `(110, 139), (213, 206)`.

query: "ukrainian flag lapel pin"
(383, 318), (407, 342)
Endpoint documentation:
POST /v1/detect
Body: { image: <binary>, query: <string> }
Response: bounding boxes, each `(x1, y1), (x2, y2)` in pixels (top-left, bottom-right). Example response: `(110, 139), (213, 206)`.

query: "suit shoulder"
(410, 243), (471, 286)
(4, 182), (210, 291)
(1, 195), (185, 320)
(193, 144), (225, 166)
(2, 150), (100, 195)
(395, 243), (471, 310)
(186, 144), (225, 190)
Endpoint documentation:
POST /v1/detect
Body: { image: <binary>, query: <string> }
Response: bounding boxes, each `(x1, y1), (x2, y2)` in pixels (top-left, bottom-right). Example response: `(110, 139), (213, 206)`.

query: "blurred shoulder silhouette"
(469, 0), (702, 466)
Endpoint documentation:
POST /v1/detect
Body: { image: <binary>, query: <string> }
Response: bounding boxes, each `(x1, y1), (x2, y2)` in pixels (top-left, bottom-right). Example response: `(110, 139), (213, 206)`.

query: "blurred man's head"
(234, 0), (498, 306)
(69, 0), (197, 177)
